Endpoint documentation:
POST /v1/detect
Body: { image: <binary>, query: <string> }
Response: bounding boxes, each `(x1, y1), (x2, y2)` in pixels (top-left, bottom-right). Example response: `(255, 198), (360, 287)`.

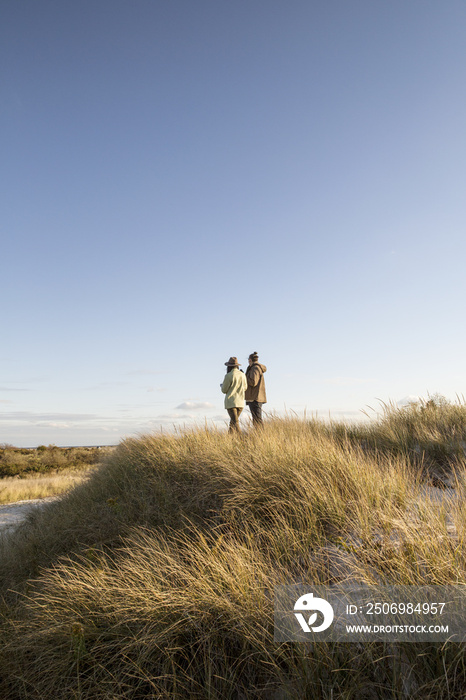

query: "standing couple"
(221, 352), (267, 433)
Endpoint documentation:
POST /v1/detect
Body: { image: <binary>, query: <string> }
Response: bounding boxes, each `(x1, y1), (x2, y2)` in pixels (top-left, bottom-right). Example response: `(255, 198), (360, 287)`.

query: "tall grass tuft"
(1, 402), (466, 698)
(355, 395), (466, 477)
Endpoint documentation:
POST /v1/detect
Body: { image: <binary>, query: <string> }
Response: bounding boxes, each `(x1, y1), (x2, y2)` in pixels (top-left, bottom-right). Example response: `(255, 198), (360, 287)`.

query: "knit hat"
(225, 356), (241, 367)
(249, 351), (259, 361)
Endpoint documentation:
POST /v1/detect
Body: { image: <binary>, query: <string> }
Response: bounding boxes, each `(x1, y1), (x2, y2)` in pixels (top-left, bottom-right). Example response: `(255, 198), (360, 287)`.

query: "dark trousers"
(247, 401), (263, 427)
(227, 407), (243, 433)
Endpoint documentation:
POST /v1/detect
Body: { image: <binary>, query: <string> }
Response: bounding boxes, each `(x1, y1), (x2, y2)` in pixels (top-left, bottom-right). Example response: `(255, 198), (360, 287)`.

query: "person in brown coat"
(245, 351), (267, 427)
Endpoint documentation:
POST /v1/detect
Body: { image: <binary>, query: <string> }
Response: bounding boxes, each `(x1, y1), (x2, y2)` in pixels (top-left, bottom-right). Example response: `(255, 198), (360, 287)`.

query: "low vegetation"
(0, 444), (112, 478)
(0, 470), (93, 504)
(0, 397), (465, 698)
(0, 445), (115, 503)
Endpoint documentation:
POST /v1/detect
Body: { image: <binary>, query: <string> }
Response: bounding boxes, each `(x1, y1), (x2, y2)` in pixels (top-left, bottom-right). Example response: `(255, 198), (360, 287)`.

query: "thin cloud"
(0, 411), (100, 423)
(176, 402), (215, 410)
(36, 422), (72, 430)
(0, 386), (31, 392)
(0, 377), (46, 386)
(151, 413), (196, 423)
(149, 411), (219, 424)
(86, 382), (128, 390)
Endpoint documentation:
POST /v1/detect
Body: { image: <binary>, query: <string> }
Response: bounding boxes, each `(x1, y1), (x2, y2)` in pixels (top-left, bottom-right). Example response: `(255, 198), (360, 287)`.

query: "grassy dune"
(1, 398), (466, 698)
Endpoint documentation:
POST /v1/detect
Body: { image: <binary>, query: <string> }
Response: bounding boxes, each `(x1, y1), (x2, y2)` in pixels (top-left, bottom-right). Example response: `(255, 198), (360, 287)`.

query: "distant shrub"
(0, 446), (113, 478)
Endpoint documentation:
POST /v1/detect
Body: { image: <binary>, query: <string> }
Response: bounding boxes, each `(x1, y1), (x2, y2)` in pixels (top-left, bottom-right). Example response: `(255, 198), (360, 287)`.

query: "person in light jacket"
(221, 356), (248, 434)
(245, 351), (267, 427)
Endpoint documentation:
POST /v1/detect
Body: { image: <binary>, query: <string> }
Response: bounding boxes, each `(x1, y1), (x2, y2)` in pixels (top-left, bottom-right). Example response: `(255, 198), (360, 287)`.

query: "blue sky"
(2, 0), (466, 446)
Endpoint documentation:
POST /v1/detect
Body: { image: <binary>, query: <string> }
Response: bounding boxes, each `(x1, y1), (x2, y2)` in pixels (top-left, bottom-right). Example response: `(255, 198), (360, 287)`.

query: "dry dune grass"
(0, 468), (93, 504)
(0, 444), (114, 505)
(1, 400), (466, 698)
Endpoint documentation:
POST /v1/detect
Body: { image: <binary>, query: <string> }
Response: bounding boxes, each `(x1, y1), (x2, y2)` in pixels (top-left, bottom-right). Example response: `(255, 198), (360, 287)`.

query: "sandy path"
(0, 496), (60, 533)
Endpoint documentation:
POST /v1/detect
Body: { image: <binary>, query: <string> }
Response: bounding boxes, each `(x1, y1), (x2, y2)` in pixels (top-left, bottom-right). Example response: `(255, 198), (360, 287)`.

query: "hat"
(225, 356), (241, 367)
(249, 351), (259, 361)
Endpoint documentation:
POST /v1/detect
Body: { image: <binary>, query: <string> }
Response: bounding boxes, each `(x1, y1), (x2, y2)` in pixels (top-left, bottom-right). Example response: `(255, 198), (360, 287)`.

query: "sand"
(0, 496), (59, 533)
